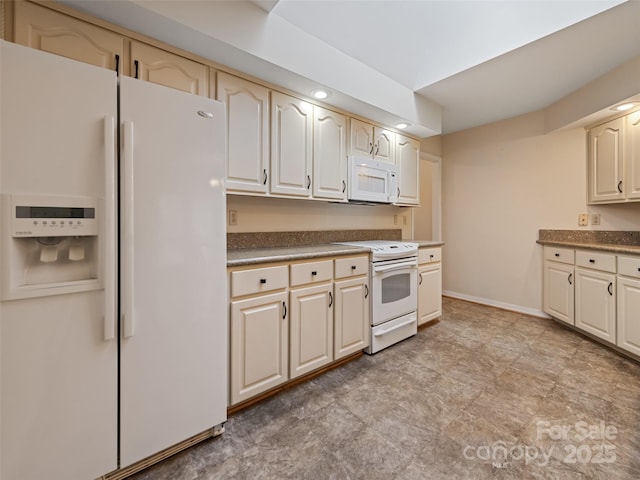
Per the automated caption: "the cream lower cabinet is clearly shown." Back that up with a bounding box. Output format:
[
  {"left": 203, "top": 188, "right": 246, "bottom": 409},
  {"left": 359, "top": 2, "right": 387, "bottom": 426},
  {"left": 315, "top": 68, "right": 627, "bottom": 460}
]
[
  {"left": 617, "top": 256, "right": 640, "bottom": 356},
  {"left": 417, "top": 247, "right": 442, "bottom": 326},
  {"left": 542, "top": 246, "right": 575, "bottom": 325},
  {"left": 229, "top": 265, "right": 289, "bottom": 405},
  {"left": 334, "top": 255, "right": 370, "bottom": 358},
  {"left": 574, "top": 250, "right": 616, "bottom": 343}
]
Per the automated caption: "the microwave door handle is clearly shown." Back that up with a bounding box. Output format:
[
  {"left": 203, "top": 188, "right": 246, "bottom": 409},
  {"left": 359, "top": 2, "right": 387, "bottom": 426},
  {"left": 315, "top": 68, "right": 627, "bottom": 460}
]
[{"left": 373, "top": 261, "right": 417, "bottom": 273}]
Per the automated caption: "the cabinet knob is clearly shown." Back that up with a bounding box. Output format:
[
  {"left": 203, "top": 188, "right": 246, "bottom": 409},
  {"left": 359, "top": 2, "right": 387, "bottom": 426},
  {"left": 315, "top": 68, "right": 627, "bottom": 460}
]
[
  {"left": 430, "top": 254, "right": 434, "bottom": 259},
  {"left": 260, "top": 278, "right": 267, "bottom": 284}
]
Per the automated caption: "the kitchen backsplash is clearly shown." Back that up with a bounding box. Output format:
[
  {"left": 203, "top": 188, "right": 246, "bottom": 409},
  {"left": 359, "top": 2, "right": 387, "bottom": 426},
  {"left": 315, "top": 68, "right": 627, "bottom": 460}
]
[
  {"left": 538, "top": 229, "right": 640, "bottom": 246},
  {"left": 228, "top": 229, "right": 402, "bottom": 249}
]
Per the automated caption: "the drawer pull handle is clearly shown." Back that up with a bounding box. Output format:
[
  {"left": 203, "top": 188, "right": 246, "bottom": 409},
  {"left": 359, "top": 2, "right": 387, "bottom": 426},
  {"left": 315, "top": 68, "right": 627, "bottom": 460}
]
[
  {"left": 351, "top": 265, "right": 357, "bottom": 270},
  {"left": 260, "top": 278, "right": 267, "bottom": 284},
  {"left": 555, "top": 253, "right": 560, "bottom": 257},
  {"left": 568, "top": 273, "right": 573, "bottom": 285},
  {"left": 608, "top": 282, "right": 613, "bottom": 296},
  {"left": 311, "top": 271, "right": 317, "bottom": 276},
  {"left": 589, "top": 259, "right": 595, "bottom": 263},
  {"left": 430, "top": 254, "right": 434, "bottom": 259},
  {"left": 638, "top": 267, "right": 640, "bottom": 272}
]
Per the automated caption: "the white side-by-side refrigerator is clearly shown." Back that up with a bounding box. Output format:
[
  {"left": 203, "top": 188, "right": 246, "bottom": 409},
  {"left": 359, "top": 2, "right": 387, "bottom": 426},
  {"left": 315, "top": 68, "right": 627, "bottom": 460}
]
[{"left": 0, "top": 40, "right": 227, "bottom": 480}]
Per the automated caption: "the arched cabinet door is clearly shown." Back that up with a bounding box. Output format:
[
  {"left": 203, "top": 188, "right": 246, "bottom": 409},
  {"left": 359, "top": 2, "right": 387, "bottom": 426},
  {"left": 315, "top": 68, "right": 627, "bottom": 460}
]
[
  {"left": 588, "top": 117, "right": 624, "bottom": 203},
  {"left": 14, "top": 1, "right": 124, "bottom": 72},
  {"left": 130, "top": 41, "right": 208, "bottom": 96}
]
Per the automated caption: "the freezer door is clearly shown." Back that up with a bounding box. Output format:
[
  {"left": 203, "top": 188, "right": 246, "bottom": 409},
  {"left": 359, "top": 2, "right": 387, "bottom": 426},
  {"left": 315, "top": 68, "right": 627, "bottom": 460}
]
[
  {"left": 0, "top": 41, "right": 118, "bottom": 480},
  {"left": 119, "top": 76, "right": 227, "bottom": 467}
]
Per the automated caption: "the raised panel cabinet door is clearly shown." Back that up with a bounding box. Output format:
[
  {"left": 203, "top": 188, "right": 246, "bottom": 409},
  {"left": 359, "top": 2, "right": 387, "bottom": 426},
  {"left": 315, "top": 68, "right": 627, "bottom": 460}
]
[
  {"left": 14, "top": 1, "right": 124, "bottom": 71},
  {"left": 271, "top": 91, "right": 313, "bottom": 197},
  {"left": 625, "top": 111, "right": 640, "bottom": 200},
  {"left": 313, "top": 107, "right": 347, "bottom": 200},
  {"left": 396, "top": 134, "right": 420, "bottom": 205},
  {"left": 575, "top": 267, "right": 616, "bottom": 342},
  {"left": 217, "top": 72, "right": 270, "bottom": 194},
  {"left": 349, "top": 118, "right": 374, "bottom": 157},
  {"left": 230, "top": 292, "right": 288, "bottom": 405},
  {"left": 373, "top": 127, "right": 396, "bottom": 164},
  {"left": 588, "top": 117, "right": 624, "bottom": 203},
  {"left": 543, "top": 261, "right": 574, "bottom": 325},
  {"left": 418, "top": 263, "right": 442, "bottom": 325},
  {"left": 130, "top": 41, "right": 208, "bottom": 96},
  {"left": 334, "top": 277, "right": 370, "bottom": 359},
  {"left": 289, "top": 284, "right": 334, "bottom": 378},
  {"left": 617, "top": 276, "right": 640, "bottom": 356}
]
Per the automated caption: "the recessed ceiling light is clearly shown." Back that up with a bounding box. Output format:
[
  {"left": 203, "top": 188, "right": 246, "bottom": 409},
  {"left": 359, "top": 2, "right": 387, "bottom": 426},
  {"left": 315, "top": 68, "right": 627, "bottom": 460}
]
[
  {"left": 612, "top": 102, "right": 638, "bottom": 112},
  {"left": 311, "top": 89, "right": 329, "bottom": 100},
  {"left": 396, "top": 122, "right": 410, "bottom": 129}
]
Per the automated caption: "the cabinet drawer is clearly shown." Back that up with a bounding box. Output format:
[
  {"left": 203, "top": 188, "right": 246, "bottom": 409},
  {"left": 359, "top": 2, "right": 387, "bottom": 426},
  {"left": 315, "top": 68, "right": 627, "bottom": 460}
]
[
  {"left": 543, "top": 246, "right": 575, "bottom": 264},
  {"left": 290, "top": 260, "right": 333, "bottom": 286},
  {"left": 230, "top": 265, "right": 288, "bottom": 298},
  {"left": 618, "top": 255, "right": 640, "bottom": 279},
  {"left": 418, "top": 248, "right": 441, "bottom": 264},
  {"left": 576, "top": 250, "right": 616, "bottom": 273},
  {"left": 335, "top": 255, "right": 369, "bottom": 279}
]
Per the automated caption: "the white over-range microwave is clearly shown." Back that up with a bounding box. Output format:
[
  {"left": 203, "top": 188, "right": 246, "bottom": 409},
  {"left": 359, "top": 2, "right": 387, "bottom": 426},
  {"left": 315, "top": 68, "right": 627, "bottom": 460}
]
[{"left": 347, "top": 155, "right": 398, "bottom": 204}]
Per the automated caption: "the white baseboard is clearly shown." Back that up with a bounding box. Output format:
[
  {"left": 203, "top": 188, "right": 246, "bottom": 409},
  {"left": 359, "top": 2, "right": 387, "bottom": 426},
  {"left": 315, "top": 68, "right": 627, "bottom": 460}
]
[{"left": 442, "top": 290, "right": 550, "bottom": 319}]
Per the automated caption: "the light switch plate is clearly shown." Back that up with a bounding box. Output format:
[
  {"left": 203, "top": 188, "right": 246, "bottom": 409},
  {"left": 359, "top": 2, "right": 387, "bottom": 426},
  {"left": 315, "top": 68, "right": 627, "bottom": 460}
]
[
  {"left": 578, "top": 213, "right": 588, "bottom": 226},
  {"left": 591, "top": 213, "right": 601, "bottom": 225}
]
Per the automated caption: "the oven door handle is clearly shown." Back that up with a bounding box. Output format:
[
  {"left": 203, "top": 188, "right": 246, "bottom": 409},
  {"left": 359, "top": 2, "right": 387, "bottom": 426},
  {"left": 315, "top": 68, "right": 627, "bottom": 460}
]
[
  {"left": 373, "top": 261, "right": 417, "bottom": 274},
  {"left": 374, "top": 318, "right": 416, "bottom": 337}
]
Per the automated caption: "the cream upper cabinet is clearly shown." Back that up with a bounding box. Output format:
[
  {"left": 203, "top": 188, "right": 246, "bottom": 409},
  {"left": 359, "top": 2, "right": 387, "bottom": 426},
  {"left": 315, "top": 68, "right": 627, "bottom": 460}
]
[
  {"left": 129, "top": 41, "right": 208, "bottom": 96},
  {"left": 14, "top": 1, "right": 124, "bottom": 72},
  {"left": 217, "top": 72, "right": 270, "bottom": 194},
  {"left": 396, "top": 134, "right": 420, "bottom": 205},
  {"left": 313, "top": 107, "right": 347, "bottom": 201},
  {"left": 624, "top": 110, "right": 640, "bottom": 200},
  {"left": 349, "top": 118, "right": 395, "bottom": 163},
  {"left": 271, "top": 92, "right": 313, "bottom": 197},
  {"left": 588, "top": 117, "right": 625, "bottom": 203}
]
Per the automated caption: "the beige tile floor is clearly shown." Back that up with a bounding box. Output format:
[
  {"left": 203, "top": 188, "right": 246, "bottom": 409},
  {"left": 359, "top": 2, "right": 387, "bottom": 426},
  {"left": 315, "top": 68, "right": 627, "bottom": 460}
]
[{"left": 131, "top": 297, "right": 640, "bottom": 479}]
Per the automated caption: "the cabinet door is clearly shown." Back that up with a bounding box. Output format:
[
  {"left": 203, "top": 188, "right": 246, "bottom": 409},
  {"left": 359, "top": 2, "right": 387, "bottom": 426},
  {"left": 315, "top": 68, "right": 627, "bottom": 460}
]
[
  {"left": 373, "top": 127, "right": 396, "bottom": 164},
  {"left": 334, "top": 277, "right": 370, "bottom": 359},
  {"left": 271, "top": 92, "right": 313, "bottom": 197},
  {"left": 290, "top": 284, "right": 334, "bottom": 378},
  {"left": 14, "top": 1, "right": 124, "bottom": 72},
  {"left": 588, "top": 117, "right": 624, "bottom": 203},
  {"left": 543, "top": 261, "right": 574, "bottom": 325},
  {"left": 130, "top": 41, "right": 208, "bottom": 96},
  {"left": 230, "top": 292, "right": 288, "bottom": 405},
  {"left": 617, "top": 276, "right": 640, "bottom": 356},
  {"left": 575, "top": 267, "right": 616, "bottom": 342},
  {"left": 349, "top": 118, "right": 374, "bottom": 157},
  {"left": 625, "top": 111, "right": 640, "bottom": 200},
  {"left": 313, "top": 107, "right": 347, "bottom": 200},
  {"left": 418, "top": 263, "right": 442, "bottom": 325},
  {"left": 217, "top": 72, "right": 270, "bottom": 194},
  {"left": 396, "top": 134, "right": 420, "bottom": 205}
]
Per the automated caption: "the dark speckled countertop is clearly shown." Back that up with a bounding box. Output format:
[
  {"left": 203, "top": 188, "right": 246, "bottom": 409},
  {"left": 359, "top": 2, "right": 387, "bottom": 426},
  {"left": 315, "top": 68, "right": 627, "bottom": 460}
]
[
  {"left": 226, "top": 230, "right": 444, "bottom": 267},
  {"left": 537, "top": 229, "right": 640, "bottom": 255}
]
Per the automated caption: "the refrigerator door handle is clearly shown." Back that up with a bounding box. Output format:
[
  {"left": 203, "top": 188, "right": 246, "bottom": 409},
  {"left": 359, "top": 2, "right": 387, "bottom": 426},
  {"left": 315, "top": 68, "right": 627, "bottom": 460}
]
[
  {"left": 103, "top": 115, "right": 117, "bottom": 341},
  {"left": 122, "top": 120, "right": 135, "bottom": 338}
]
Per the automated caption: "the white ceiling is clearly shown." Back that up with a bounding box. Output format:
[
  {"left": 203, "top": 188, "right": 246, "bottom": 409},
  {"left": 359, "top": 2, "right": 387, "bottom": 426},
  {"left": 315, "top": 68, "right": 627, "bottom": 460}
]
[{"left": 62, "top": 0, "right": 640, "bottom": 137}]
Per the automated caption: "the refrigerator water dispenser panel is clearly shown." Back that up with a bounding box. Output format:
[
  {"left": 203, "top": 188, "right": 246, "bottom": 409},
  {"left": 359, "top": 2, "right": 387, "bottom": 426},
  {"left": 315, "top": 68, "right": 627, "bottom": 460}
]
[{"left": 1, "top": 194, "right": 101, "bottom": 300}]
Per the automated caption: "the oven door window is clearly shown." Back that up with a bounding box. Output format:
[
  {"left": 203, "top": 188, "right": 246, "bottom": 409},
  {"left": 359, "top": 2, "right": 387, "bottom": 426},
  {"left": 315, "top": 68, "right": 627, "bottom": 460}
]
[{"left": 381, "top": 272, "right": 411, "bottom": 304}]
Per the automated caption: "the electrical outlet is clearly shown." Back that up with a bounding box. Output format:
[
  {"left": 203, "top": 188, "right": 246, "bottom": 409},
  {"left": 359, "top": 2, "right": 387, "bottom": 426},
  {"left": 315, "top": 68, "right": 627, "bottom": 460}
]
[
  {"left": 578, "top": 213, "right": 588, "bottom": 226},
  {"left": 591, "top": 213, "right": 601, "bottom": 225},
  {"left": 228, "top": 210, "right": 238, "bottom": 226}
]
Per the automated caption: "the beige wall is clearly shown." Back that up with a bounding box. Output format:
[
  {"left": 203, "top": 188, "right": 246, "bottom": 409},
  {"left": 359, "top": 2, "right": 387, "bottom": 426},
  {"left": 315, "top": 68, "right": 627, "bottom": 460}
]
[
  {"left": 227, "top": 195, "right": 414, "bottom": 238},
  {"left": 441, "top": 110, "right": 640, "bottom": 316}
]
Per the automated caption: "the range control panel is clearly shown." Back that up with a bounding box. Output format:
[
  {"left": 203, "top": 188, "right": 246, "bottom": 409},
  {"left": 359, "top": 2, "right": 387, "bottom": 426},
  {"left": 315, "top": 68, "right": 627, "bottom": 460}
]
[{"left": 6, "top": 194, "right": 99, "bottom": 237}]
